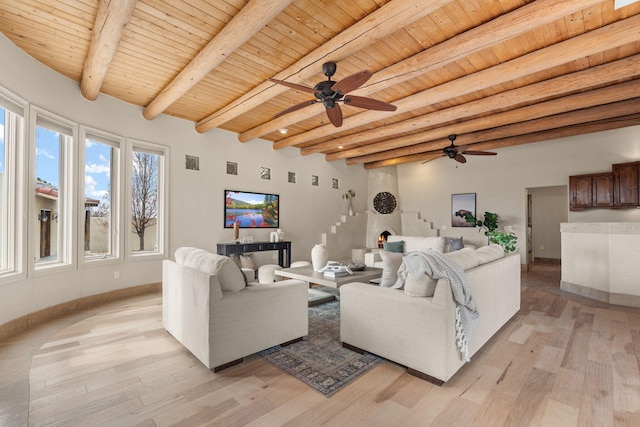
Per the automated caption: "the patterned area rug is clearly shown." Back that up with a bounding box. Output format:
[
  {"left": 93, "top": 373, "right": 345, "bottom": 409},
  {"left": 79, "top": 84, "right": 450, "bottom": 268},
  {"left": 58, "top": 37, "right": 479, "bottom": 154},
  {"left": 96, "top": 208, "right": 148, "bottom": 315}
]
[{"left": 258, "top": 287, "right": 383, "bottom": 397}]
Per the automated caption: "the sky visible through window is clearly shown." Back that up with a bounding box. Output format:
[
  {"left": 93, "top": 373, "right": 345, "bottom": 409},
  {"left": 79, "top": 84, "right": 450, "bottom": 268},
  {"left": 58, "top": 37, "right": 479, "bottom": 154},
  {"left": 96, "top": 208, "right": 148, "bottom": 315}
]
[
  {"left": 85, "top": 138, "right": 110, "bottom": 201},
  {"left": 36, "top": 127, "right": 59, "bottom": 187},
  {"left": 34, "top": 128, "right": 110, "bottom": 201}
]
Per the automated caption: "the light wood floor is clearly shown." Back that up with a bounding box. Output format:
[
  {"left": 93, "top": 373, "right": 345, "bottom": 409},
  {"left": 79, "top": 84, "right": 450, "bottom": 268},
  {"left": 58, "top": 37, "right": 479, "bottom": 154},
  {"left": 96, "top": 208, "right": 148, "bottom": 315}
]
[{"left": 1, "top": 264, "right": 640, "bottom": 426}]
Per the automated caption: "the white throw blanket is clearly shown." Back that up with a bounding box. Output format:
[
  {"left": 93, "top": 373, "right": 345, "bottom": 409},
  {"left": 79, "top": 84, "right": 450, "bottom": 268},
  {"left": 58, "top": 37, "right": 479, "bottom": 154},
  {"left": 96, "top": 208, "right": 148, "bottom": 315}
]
[{"left": 394, "top": 250, "right": 479, "bottom": 362}]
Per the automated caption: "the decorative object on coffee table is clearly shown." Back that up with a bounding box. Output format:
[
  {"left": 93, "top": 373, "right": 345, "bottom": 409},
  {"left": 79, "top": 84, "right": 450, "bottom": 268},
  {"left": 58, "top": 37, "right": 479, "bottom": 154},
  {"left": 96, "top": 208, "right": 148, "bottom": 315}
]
[
  {"left": 341, "top": 261, "right": 366, "bottom": 271},
  {"left": 311, "top": 244, "right": 328, "bottom": 271}
]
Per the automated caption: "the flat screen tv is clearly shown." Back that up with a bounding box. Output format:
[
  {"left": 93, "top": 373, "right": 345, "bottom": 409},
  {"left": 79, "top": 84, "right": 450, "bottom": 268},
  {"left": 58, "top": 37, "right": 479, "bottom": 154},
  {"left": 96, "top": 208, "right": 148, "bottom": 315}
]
[{"left": 224, "top": 190, "right": 279, "bottom": 228}]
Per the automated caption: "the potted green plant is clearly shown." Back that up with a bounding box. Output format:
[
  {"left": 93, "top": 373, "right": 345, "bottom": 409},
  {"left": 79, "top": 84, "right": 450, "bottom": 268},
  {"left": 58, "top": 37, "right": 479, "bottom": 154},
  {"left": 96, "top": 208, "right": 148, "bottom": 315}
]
[
  {"left": 464, "top": 211, "right": 498, "bottom": 236},
  {"left": 464, "top": 211, "right": 518, "bottom": 253},
  {"left": 488, "top": 230, "right": 518, "bottom": 253}
]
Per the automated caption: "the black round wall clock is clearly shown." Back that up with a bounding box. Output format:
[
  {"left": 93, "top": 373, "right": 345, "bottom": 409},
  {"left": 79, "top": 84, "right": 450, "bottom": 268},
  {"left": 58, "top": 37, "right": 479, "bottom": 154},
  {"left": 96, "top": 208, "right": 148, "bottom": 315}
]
[{"left": 373, "top": 191, "right": 397, "bottom": 214}]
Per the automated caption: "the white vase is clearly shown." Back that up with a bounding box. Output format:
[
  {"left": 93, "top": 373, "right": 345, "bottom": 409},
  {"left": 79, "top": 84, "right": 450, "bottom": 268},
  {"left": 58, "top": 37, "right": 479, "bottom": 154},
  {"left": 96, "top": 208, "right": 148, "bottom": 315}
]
[{"left": 311, "top": 244, "right": 328, "bottom": 271}]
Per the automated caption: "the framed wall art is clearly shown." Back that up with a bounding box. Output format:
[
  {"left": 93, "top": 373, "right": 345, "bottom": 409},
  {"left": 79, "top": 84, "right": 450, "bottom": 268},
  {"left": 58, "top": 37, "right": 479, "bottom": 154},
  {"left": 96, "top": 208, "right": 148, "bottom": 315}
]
[{"left": 451, "top": 193, "right": 476, "bottom": 227}]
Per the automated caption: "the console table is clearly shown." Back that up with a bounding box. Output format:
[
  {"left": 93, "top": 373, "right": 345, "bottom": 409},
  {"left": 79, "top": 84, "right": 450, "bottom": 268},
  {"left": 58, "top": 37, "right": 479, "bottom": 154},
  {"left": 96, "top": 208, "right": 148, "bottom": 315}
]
[{"left": 216, "top": 241, "right": 292, "bottom": 267}]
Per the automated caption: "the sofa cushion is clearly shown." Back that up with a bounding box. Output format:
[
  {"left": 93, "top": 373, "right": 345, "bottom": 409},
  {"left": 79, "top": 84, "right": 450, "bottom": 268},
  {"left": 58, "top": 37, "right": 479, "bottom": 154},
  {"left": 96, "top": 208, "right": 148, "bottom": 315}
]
[
  {"left": 475, "top": 244, "right": 505, "bottom": 264},
  {"left": 177, "top": 247, "right": 246, "bottom": 291},
  {"left": 403, "top": 273, "right": 438, "bottom": 297},
  {"left": 388, "top": 235, "right": 445, "bottom": 253},
  {"left": 444, "top": 247, "right": 480, "bottom": 270},
  {"left": 379, "top": 250, "right": 404, "bottom": 287},
  {"left": 444, "top": 236, "right": 464, "bottom": 252},
  {"left": 383, "top": 240, "right": 404, "bottom": 253}
]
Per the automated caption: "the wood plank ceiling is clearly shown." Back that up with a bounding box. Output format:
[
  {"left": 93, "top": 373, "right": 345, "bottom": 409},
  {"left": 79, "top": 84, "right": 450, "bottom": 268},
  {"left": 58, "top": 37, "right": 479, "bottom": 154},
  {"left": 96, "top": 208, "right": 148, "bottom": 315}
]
[{"left": 1, "top": 0, "right": 639, "bottom": 169}]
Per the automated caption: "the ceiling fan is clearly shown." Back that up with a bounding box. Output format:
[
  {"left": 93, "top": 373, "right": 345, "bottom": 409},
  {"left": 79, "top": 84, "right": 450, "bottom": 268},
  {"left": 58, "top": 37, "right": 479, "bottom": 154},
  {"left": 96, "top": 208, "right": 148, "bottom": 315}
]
[
  {"left": 428, "top": 134, "right": 497, "bottom": 164},
  {"left": 269, "top": 62, "right": 397, "bottom": 128}
]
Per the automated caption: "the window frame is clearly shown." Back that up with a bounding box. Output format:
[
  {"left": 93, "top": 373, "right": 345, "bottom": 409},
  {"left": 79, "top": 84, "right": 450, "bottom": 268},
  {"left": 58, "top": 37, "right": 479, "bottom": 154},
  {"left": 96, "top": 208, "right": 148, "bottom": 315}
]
[
  {"left": 0, "top": 88, "right": 27, "bottom": 285},
  {"left": 78, "top": 126, "right": 123, "bottom": 265},
  {"left": 125, "top": 139, "right": 169, "bottom": 261},
  {"left": 29, "top": 107, "right": 77, "bottom": 276}
]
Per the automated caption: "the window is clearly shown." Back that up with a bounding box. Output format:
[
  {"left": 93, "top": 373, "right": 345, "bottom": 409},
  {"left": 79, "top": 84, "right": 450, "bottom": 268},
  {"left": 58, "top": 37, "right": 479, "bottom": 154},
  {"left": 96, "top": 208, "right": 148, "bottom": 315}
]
[
  {"left": 128, "top": 141, "right": 167, "bottom": 257},
  {"left": 32, "top": 111, "right": 75, "bottom": 269},
  {"left": 0, "top": 92, "right": 25, "bottom": 277},
  {"left": 81, "top": 128, "right": 121, "bottom": 261}
]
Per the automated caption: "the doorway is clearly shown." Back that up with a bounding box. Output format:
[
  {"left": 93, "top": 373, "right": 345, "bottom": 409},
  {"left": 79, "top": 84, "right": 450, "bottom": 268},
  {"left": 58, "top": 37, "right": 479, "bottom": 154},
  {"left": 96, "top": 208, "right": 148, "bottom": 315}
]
[{"left": 525, "top": 186, "right": 567, "bottom": 273}]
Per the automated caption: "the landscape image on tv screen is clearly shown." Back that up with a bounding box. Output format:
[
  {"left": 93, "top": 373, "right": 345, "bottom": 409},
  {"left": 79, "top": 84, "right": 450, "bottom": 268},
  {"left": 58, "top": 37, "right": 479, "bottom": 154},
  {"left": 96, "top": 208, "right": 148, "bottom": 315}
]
[{"left": 224, "top": 190, "right": 279, "bottom": 228}]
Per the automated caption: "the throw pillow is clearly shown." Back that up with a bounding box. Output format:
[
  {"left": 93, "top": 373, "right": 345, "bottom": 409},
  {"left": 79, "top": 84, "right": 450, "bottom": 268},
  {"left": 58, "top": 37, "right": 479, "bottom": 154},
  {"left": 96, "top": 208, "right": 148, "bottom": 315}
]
[
  {"left": 216, "top": 257, "right": 247, "bottom": 291},
  {"left": 383, "top": 240, "right": 405, "bottom": 253},
  {"left": 444, "top": 236, "right": 464, "bottom": 252},
  {"left": 229, "top": 253, "right": 242, "bottom": 268},
  {"left": 240, "top": 253, "right": 256, "bottom": 270},
  {"left": 379, "top": 250, "right": 404, "bottom": 287},
  {"left": 404, "top": 273, "right": 438, "bottom": 297}
]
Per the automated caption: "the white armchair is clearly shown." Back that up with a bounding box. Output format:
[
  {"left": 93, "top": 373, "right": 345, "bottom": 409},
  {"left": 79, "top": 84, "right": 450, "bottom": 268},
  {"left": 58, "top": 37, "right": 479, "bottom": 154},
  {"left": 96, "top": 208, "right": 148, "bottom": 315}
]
[{"left": 162, "top": 247, "right": 309, "bottom": 372}]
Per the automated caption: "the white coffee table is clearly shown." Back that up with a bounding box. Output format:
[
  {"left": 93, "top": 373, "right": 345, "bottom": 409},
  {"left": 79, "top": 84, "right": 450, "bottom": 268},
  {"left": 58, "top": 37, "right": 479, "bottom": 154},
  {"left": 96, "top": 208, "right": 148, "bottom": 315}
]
[{"left": 274, "top": 265, "right": 383, "bottom": 288}]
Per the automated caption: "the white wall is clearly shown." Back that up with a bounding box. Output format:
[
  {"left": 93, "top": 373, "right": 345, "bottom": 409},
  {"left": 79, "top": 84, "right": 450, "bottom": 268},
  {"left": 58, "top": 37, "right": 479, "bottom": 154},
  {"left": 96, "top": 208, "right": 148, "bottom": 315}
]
[
  {"left": 0, "top": 35, "right": 367, "bottom": 326},
  {"left": 397, "top": 127, "right": 640, "bottom": 264}
]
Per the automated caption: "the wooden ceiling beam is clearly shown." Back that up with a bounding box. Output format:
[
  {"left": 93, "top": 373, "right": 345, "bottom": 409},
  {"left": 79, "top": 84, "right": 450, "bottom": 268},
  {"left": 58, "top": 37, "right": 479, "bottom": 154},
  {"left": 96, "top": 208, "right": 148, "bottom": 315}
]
[
  {"left": 296, "top": 54, "right": 640, "bottom": 160},
  {"left": 301, "top": 15, "right": 640, "bottom": 156},
  {"left": 270, "top": 0, "right": 609, "bottom": 149},
  {"left": 142, "top": 0, "right": 293, "bottom": 121},
  {"left": 345, "top": 94, "right": 640, "bottom": 165},
  {"left": 195, "top": 0, "right": 452, "bottom": 134},
  {"left": 335, "top": 79, "right": 640, "bottom": 163},
  {"left": 363, "top": 114, "right": 640, "bottom": 169},
  {"left": 80, "top": 0, "right": 138, "bottom": 101}
]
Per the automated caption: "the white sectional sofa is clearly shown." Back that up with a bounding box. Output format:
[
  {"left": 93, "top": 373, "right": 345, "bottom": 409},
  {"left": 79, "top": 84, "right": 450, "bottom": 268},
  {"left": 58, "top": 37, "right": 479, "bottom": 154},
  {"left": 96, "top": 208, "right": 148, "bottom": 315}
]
[
  {"left": 163, "top": 247, "right": 309, "bottom": 372},
  {"left": 341, "top": 236, "right": 521, "bottom": 384}
]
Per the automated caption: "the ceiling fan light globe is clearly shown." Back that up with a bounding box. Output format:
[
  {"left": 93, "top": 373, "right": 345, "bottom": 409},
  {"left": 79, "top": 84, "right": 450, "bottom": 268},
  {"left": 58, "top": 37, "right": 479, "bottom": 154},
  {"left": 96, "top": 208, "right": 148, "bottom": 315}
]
[{"left": 322, "top": 62, "right": 337, "bottom": 78}]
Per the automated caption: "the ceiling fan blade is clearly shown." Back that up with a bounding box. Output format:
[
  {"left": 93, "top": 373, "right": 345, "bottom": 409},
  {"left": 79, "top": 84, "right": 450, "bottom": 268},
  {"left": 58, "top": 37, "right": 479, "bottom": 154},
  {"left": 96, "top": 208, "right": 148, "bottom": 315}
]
[
  {"left": 343, "top": 95, "right": 397, "bottom": 111},
  {"left": 273, "top": 100, "right": 317, "bottom": 118},
  {"left": 464, "top": 150, "right": 497, "bottom": 156},
  {"left": 331, "top": 70, "right": 373, "bottom": 93},
  {"left": 454, "top": 153, "right": 467, "bottom": 163},
  {"left": 421, "top": 153, "right": 444, "bottom": 164},
  {"left": 325, "top": 103, "right": 343, "bottom": 127},
  {"left": 269, "top": 78, "right": 317, "bottom": 94}
]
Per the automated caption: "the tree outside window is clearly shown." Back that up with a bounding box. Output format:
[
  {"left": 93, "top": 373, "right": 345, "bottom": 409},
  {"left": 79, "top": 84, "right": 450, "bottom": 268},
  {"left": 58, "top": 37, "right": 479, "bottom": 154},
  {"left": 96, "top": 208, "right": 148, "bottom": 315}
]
[{"left": 131, "top": 150, "right": 159, "bottom": 252}]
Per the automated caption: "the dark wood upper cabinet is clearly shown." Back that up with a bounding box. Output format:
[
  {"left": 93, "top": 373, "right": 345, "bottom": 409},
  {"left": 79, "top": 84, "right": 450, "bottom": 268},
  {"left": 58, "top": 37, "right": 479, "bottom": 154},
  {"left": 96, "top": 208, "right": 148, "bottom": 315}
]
[
  {"left": 570, "top": 161, "right": 640, "bottom": 211},
  {"left": 592, "top": 173, "right": 614, "bottom": 208},
  {"left": 613, "top": 162, "right": 639, "bottom": 207},
  {"left": 569, "top": 174, "right": 593, "bottom": 210}
]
